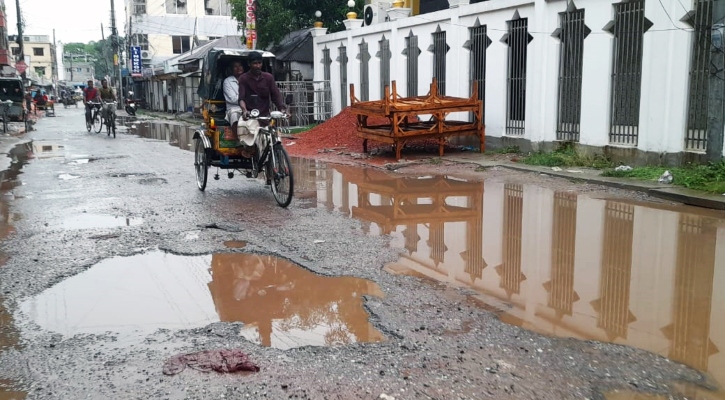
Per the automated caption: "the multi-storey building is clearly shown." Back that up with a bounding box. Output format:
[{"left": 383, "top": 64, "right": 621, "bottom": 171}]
[
  {"left": 0, "top": 0, "right": 11, "bottom": 71},
  {"left": 124, "top": 0, "right": 239, "bottom": 67},
  {"left": 8, "top": 35, "right": 54, "bottom": 85}
]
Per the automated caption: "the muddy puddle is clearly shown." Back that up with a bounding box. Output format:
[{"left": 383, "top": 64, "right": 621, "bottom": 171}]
[
  {"left": 54, "top": 214, "right": 143, "bottom": 230},
  {"left": 19, "top": 251, "right": 384, "bottom": 349},
  {"left": 0, "top": 144, "right": 30, "bottom": 399},
  {"left": 303, "top": 163, "right": 725, "bottom": 397},
  {"left": 127, "top": 122, "right": 196, "bottom": 151}
]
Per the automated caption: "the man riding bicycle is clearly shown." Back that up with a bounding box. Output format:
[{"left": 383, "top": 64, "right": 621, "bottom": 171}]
[
  {"left": 83, "top": 80, "right": 101, "bottom": 127},
  {"left": 99, "top": 79, "right": 116, "bottom": 124}
]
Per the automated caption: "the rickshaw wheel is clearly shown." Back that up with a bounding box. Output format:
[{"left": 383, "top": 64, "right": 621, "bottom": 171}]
[
  {"left": 194, "top": 138, "right": 208, "bottom": 191},
  {"left": 270, "top": 144, "right": 294, "bottom": 207}
]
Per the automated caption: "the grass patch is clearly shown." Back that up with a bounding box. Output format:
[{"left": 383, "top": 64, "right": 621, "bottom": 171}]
[
  {"left": 601, "top": 162, "right": 725, "bottom": 193},
  {"left": 429, "top": 157, "right": 443, "bottom": 165},
  {"left": 521, "top": 147, "right": 613, "bottom": 169},
  {"left": 288, "top": 124, "right": 316, "bottom": 134}
]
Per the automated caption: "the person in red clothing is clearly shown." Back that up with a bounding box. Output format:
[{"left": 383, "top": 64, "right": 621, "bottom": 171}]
[{"left": 83, "top": 80, "right": 101, "bottom": 126}]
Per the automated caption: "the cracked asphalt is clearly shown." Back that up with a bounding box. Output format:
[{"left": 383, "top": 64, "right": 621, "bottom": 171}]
[{"left": 0, "top": 106, "right": 715, "bottom": 399}]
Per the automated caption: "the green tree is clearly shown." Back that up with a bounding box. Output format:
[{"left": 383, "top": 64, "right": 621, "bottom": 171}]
[
  {"left": 63, "top": 38, "right": 124, "bottom": 80},
  {"left": 228, "top": 0, "right": 361, "bottom": 49}
]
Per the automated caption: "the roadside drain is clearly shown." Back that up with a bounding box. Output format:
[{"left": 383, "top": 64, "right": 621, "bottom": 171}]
[{"left": 20, "top": 251, "right": 385, "bottom": 349}]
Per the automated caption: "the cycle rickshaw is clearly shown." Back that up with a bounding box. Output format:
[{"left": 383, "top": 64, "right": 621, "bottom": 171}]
[{"left": 193, "top": 48, "right": 294, "bottom": 207}]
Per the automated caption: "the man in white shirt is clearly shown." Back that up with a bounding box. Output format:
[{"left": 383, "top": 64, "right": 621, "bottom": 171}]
[{"left": 223, "top": 61, "right": 245, "bottom": 137}]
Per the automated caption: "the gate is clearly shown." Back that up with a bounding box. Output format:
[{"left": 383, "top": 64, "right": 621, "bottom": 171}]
[{"left": 276, "top": 81, "right": 332, "bottom": 126}]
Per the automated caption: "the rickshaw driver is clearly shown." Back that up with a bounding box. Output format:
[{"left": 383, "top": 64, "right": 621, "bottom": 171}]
[
  {"left": 83, "top": 80, "right": 101, "bottom": 126},
  {"left": 99, "top": 79, "right": 116, "bottom": 122},
  {"left": 223, "top": 60, "right": 245, "bottom": 138},
  {"left": 237, "top": 51, "right": 286, "bottom": 156}
]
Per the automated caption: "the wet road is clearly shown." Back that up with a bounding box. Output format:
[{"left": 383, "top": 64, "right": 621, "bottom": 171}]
[{"left": 0, "top": 106, "right": 724, "bottom": 399}]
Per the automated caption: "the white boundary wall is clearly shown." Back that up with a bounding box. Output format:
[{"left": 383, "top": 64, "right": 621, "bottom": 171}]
[{"left": 313, "top": 0, "right": 725, "bottom": 156}]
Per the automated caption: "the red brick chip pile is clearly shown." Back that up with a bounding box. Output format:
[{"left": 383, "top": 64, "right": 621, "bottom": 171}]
[{"left": 284, "top": 107, "right": 452, "bottom": 162}]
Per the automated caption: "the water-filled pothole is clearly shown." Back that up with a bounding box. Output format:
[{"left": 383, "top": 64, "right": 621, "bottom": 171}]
[
  {"left": 56, "top": 214, "right": 144, "bottom": 229},
  {"left": 20, "top": 251, "right": 385, "bottom": 349},
  {"left": 223, "top": 240, "right": 247, "bottom": 248}
]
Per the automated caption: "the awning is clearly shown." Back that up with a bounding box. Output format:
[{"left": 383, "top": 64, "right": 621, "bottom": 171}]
[{"left": 179, "top": 71, "right": 201, "bottom": 78}]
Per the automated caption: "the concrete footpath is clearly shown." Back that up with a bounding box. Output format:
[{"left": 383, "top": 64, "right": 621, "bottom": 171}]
[{"left": 449, "top": 152, "right": 725, "bottom": 210}]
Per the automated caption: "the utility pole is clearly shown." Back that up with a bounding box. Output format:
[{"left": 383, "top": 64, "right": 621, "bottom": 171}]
[
  {"left": 110, "top": 0, "right": 123, "bottom": 109},
  {"left": 52, "top": 29, "right": 58, "bottom": 96},
  {"left": 14, "top": 0, "right": 25, "bottom": 81},
  {"left": 707, "top": 0, "right": 725, "bottom": 162}
]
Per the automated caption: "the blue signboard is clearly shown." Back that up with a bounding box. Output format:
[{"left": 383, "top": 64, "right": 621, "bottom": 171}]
[{"left": 130, "top": 46, "right": 142, "bottom": 77}]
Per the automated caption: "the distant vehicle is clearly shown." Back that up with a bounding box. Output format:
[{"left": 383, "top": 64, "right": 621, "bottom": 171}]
[{"left": 0, "top": 76, "right": 30, "bottom": 131}]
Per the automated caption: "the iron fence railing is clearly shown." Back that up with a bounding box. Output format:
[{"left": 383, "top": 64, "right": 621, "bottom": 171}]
[
  {"left": 556, "top": 7, "right": 586, "bottom": 142},
  {"left": 276, "top": 80, "right": 332, "bottom": 126},
  {"left": 359, "top": 40, "right": 370, "bottom": 101},
  {"left": 338, "top": 45, "right": 348, "bottom": 108},
  {"left": 405, "top": 33, "right": 419, "bottom": 97},
  {"left": 379, "top": 37, "right": 391, "bottom": 99},
  {"left": 469, "top": 24, "right": 488, "bottom": 122},
  {"left": 685, "top": 0, "right": 714, "bottom": 152},
  {"left": 505, "top": 17, "right": 530, "bottom": 136},
  {"left": 432, "top": 29, "right": 447, "bottom": 95},
  {"left": 608, "top": 0, "right": 647, "bottom": 146}
]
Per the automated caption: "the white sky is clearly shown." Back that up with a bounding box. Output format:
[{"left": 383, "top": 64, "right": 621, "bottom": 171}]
[{"left": 4, "top": 0, "right": 127, "bottom": 45}]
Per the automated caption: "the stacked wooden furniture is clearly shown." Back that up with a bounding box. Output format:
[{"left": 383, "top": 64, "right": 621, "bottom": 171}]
[{"left": 349, "top": 78, "right": 484, "bottom": 161}]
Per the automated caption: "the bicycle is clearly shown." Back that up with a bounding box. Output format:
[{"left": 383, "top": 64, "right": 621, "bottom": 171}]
[
  {"left": 86, "top": 102, "right": 103, "bottom": 133},
  {"left": 101, "top": 101, "right": 117, "bottom": 138}
]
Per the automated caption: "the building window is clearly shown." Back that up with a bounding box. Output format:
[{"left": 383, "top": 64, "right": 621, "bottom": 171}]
[
  {"left": 204, "top": 0, "right": 231, "bottom": 16},
  {"left": 86, "top": 68, "right": 91, "bottom": 72},
  {"left": 134, "top": 0, "right": 146, "bottom": 15},
  {"left": 207, "top": 36, "right": 221, "bottom": 40},
  {"left": 66, "top": 67, "right": 71, "bottom": 72},
  {"left": 172, "top": 36, "right": 191, "bottom": 54},
  {"left": 33, "top": 47, "right": 44, "bottom": 56},
  {"left": 11, "top": 47, "right": 19, "bottom": 56},
  {"left": 166, "top": 0, "right": 187, "bottom": 14},
  {"left": 76, "top": 67, "right": 81, "bottom": 72},
  {"left": 34, "top": 67, "right": 46, "bottom": 76},
  {"left": 134, "top": 34, "right": 149, "bottom": 51}
]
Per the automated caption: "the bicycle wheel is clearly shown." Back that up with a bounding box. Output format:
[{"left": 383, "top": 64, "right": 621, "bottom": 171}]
[
  {"left": 194, "top": 137, "right": 208, "bottom": 191},
  {"left": 269, "top": 144, "right": 294, "bottom": 207},
  {"left": 93, "top": 112, "right": 103, "bottom": 133}
]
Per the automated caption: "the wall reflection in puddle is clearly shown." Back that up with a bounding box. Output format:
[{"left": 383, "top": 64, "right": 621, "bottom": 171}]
[{"left": 310, "top": 165, "right": 725, "bottom": 398}]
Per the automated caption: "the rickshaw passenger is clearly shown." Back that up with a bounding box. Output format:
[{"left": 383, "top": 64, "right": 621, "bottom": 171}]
[
  {"left": 34, "top": 91, "right": 46, "bottom": 106},
  {"left": 238, "top": 51, "right": 286, "bottom": 122},
  {"left": 223, "top": 60, "right": 245, "bottom": 137}
]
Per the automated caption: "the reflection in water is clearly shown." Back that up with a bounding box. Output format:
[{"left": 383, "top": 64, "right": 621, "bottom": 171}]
[
  {"left": 128, "top": 122, "right": 196, "bottom": 151},
  {"left": 20, "top": 251, "right": 384, "bottom": 349},
  {"left": 208, "top": 253, "right": 385, "bottom": 349},
  {"left": 305, "top": 165, "right": 725, "bottom": 397},
  {"left": 0, "top": 143, "right": 29, "bottom": 399}
]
